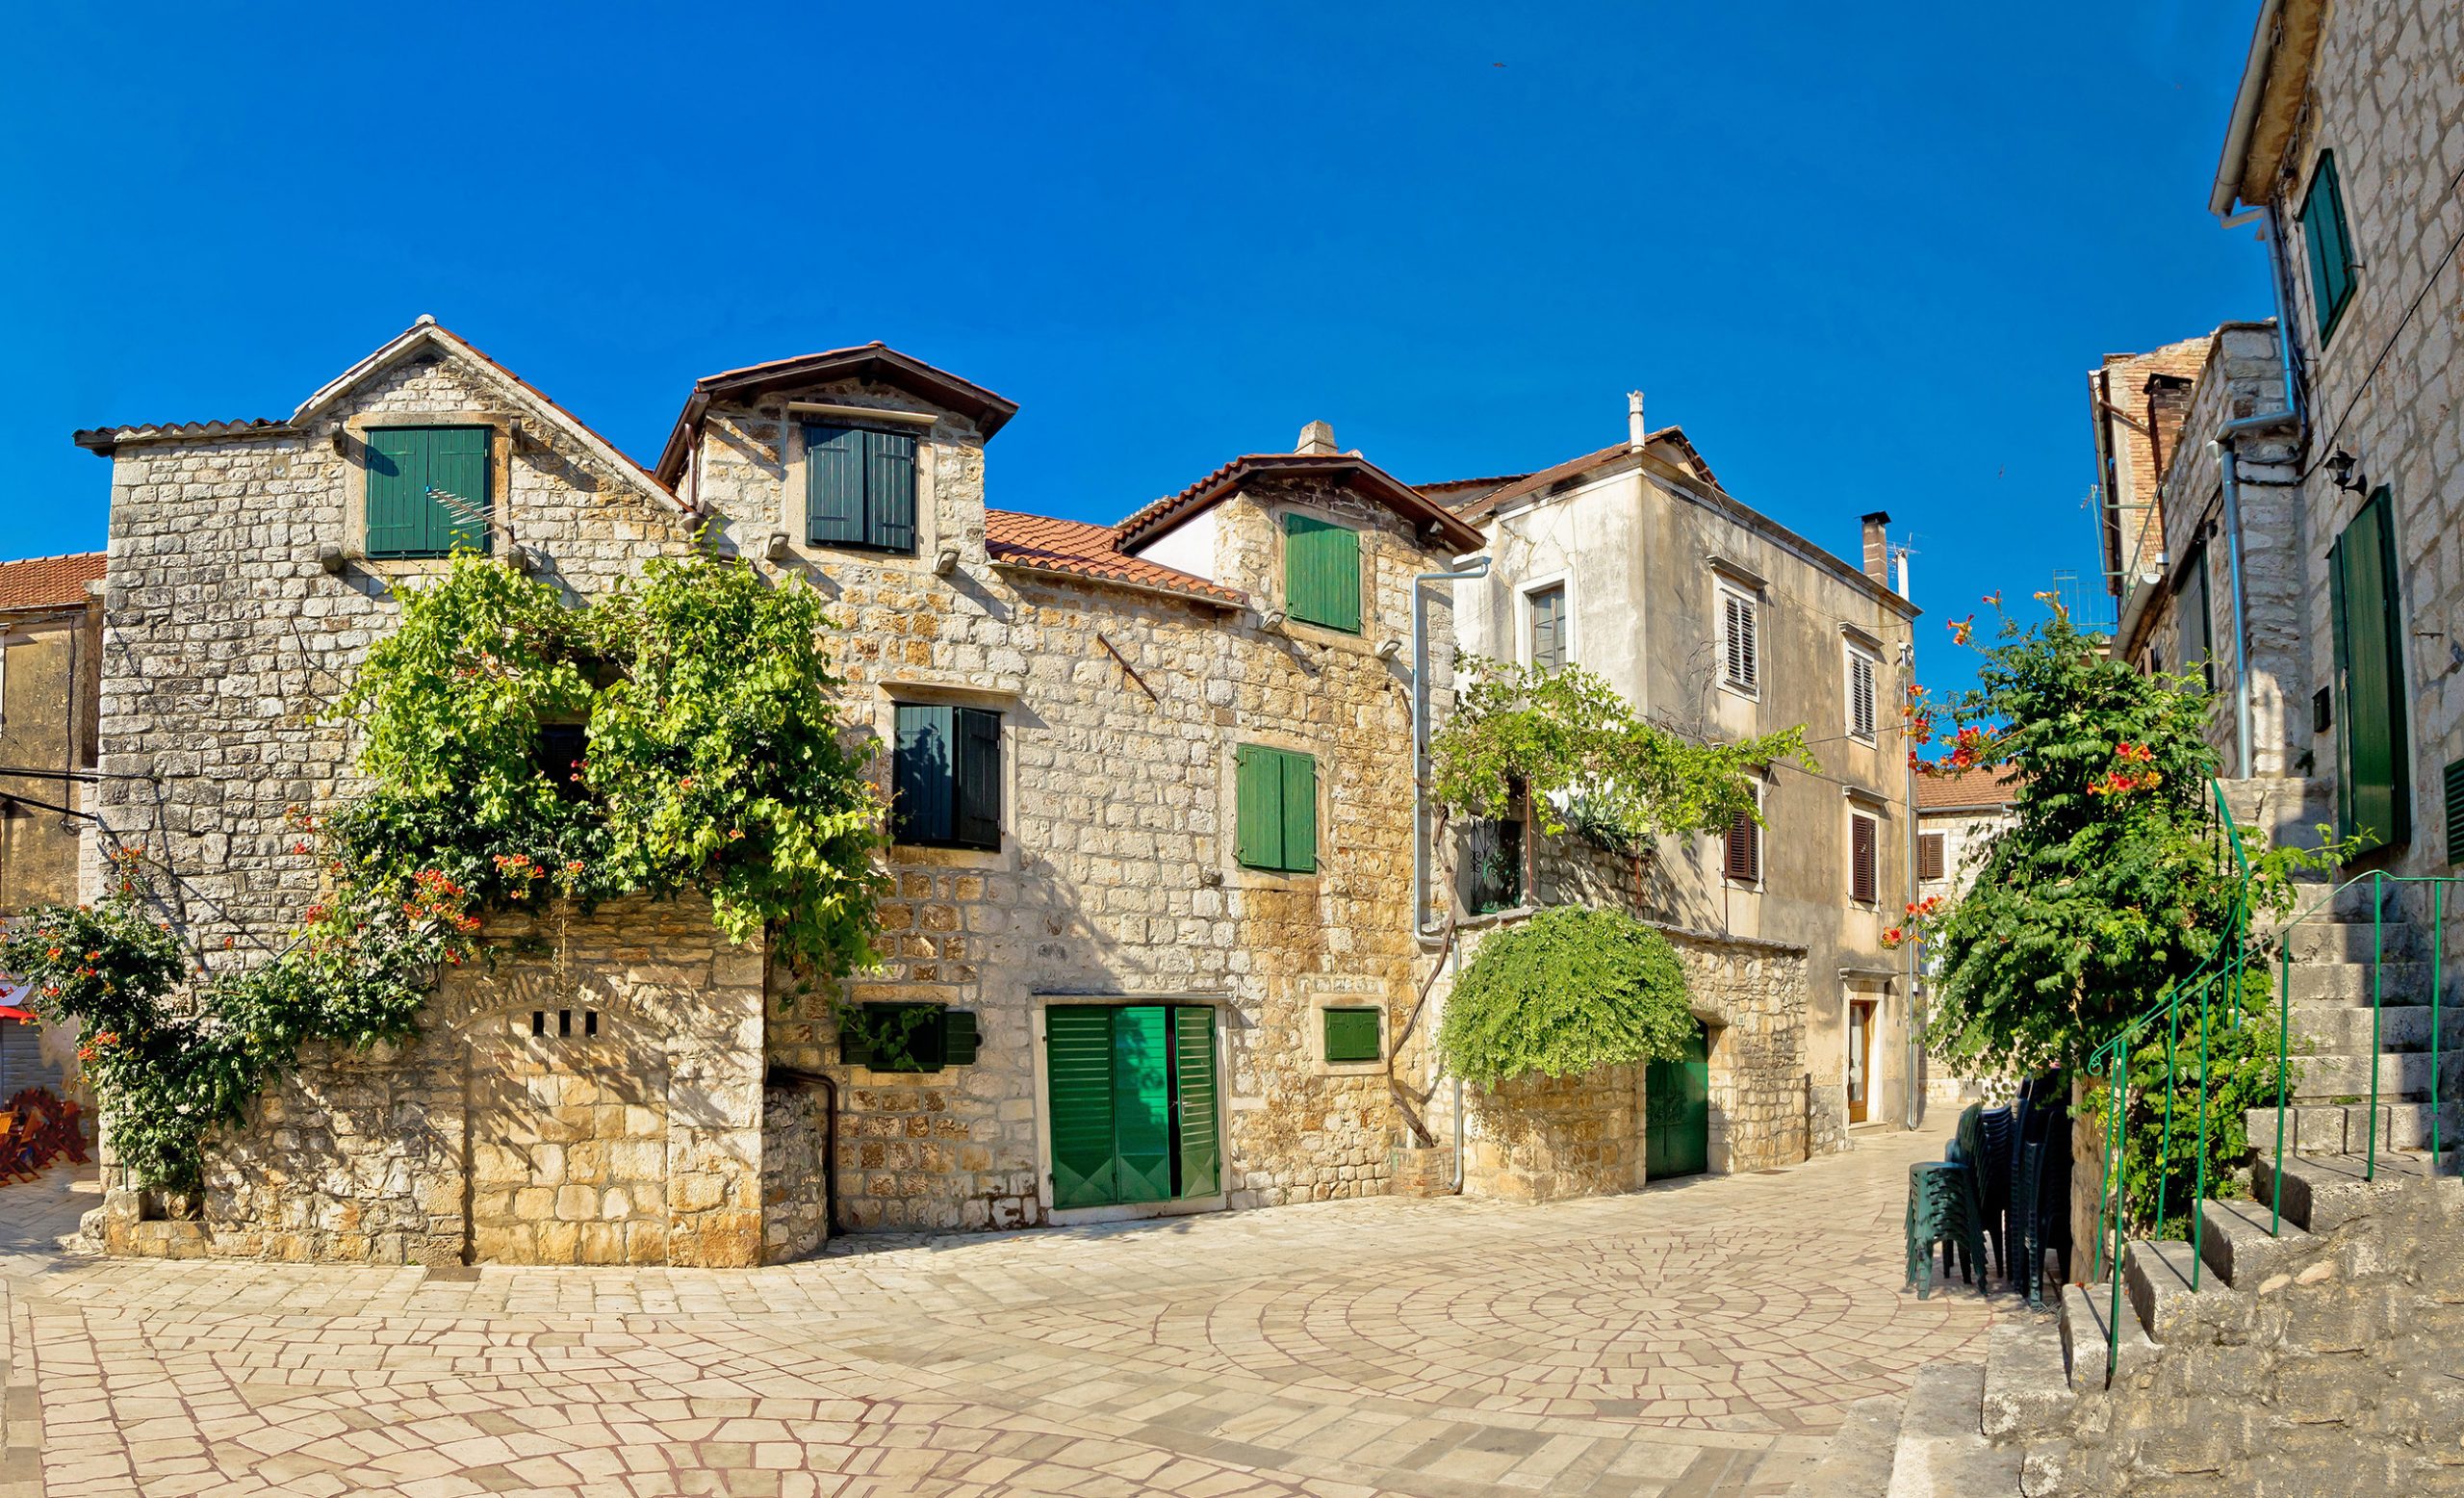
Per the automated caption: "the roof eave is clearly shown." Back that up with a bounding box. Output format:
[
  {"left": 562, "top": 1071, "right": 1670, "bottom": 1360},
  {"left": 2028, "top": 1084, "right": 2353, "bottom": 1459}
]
[
  {"left": 987, "top": 559, "right": 1244, "bottom": 610},
  {"left": 2210, "top": 0, "right": 2285, "bottom": 216}
]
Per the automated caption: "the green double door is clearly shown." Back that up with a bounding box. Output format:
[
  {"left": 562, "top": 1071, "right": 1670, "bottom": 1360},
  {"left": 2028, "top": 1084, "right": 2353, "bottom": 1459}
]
[
  {"left": 1047, "top": 1005, "right": 1220, "bottom": 1208},
  {"left": 1643, "top": 1020, "right": 1710, "bottom": 1180},
  {"left": 2329, "top": 490, "right": 2410, "bottom": 850}
]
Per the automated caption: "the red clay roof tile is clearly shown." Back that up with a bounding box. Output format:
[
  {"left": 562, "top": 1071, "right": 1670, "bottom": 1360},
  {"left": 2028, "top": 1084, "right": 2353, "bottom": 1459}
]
[
  {"left": 0, "top": 553, "right": 105, "bottom": 613},
  {"left": 984, "top": 510, "right": 1245, "bottom": 607}
]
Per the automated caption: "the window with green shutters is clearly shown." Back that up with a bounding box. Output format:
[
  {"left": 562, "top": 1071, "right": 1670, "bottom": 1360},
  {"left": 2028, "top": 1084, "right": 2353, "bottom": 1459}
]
[
  {"left": 805, "top": 423, "right": 919, "bottom": 553},
  {"left": 1282, "top": 512, "right": 1362, "bottom": 633},
  {"left": 1322, "top": 1007, "right": 1382, "bottom": 1065},
  {"left": 1234, "top": 744, "right": 1318, "bottom": 873},
  {"left": 365, "top": 426, "right": 492, "bottom": 557},
  {"left": 892, "top": 704, "right": 1002, "bottom": 850},
  {"left": 2299, "top": 151, "right": 2360, "bottom": 347},
  {"left": 2329, "top": 489, "right": 2409, "bottom": 850},
  {"left": 2182, "top": 543, "right": 2216, "bottom": 691},
  {"left": 837, "top": 1002, "right": 979, "bottom": 1072}
]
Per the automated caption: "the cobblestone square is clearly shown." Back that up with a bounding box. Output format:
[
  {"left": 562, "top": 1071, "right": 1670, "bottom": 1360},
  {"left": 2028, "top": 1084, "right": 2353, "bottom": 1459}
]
[{"left": 0, "top": 1131, "right": 1993, "bottom": 1497}]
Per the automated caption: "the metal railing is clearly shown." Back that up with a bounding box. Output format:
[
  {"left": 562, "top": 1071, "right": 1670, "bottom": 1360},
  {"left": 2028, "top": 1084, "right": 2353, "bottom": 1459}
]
[{"left": 2085, "top": 780, "right": 2453, "bottom": 1382}]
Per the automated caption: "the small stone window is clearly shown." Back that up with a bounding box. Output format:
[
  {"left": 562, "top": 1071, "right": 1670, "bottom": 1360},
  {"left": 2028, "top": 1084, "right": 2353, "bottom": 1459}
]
[
  {"left": 1322, "top": 1007, "right": 1383, "bottom": 1065},
  {"left": 838, "top": 1003, "right": 980, "bottom": 1072}
]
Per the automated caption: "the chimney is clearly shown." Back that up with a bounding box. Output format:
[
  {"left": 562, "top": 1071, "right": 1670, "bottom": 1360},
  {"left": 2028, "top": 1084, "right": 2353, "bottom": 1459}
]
[
  {"left": 1860, "top": 512, "right": 1892, "bottom": 588},
  {"left": 1627, "top": 392, "right": 1647, "bottom": 452},
  {"left": 1296, "top": 420, "right": 1338, "bottom": 456}
]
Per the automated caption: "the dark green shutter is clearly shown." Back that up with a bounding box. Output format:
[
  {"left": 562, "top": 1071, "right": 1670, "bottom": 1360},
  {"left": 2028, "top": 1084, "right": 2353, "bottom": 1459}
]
[
  {"left": 2302, "top": 152, "right": 2358, "bottom": 345},
  {"left": 1280, "top": 751, "right": 1317, "bottom": 873},
  {"left": 943, "top": 1010, "right": 980, "bottom": 1066},
  {"left": 2443, "top": 758, "right": 2464, "bottom": 866},
  {"left": 842, "top": 1002, "right": 947, "bottom": 1072},
  {"left": 954, "top": 708, "right": 1002, "bottom": 850},
  {"left": 1322, "top": 1007, "right": 1381, "bottom": 1064},
  {"left": 1047, "top": 1007, "right": 1117, "bottom": 1207},
  {"left": 2331, "top": 490, "right": 2409, "bottom": 850},
  {"left": 836, "top": 1012, "right": 874, "bottom": 1068},
  {"left": 367, "top": 426, "right": 490, "bottom": 558},
  {"left": 806, "top": 425, "right": 867, "bottom": 545},
  {"left": 893, "top": 704, "right": 956, "bottom": 845},
  {"left": 1171, "top": 1006, "right": 1219, "bottom": 1197},
  {"left": 1235, "top": 745, "right": 1281, "bottom": 869},
  {"left": 864, "top": 428, "right": 918, "bottom": 552},
  {"left": 1283, "top": 513, "right": 1361, "bottom": 633},
  {"left": 2183, "top": 544, "right": 2215, "bottom": 691},
  {"left": 1113, "top": 1006, "right": 1174, "bottom": 1203}
]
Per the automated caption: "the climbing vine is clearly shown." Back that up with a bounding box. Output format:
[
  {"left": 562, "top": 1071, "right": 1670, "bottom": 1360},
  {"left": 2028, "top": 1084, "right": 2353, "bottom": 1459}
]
[
  {"left": 1436, "top": 905, "right": 1696, "bottom": 1088},
  {"left": 2, "top": 549, "right": 885, "bottom": 1193}
]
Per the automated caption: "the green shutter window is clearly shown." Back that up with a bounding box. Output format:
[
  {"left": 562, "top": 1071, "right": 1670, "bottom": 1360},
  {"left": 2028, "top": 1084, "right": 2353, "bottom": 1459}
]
[
  {"left": 839, "top": 1002, "right": 951, "bottom": 1072},
  {"left": 2300, "top": 151, "right": 2360, "bottom": 346},
  {"left": 2443, "top": 758, "right": 2464, "bottom": 867},
  {"left": 1528, "top": 584, "right": 1566, "bottom": 673},
  {"left": 1234, "top": 744, "right": 1318, "bottom": 873},
  {"left": 2182, "top": 543, "right": 2216, "bottom": 691},
  {"left": 2329, "top": 489, "right": 2410, "bottom": 850},
  {"left": 1112, "top": 1004, "right": 1175, "bottom": 1203},
  {"left": 805, "top": 424, "right": 920, "bottom": 552},
  {"left": 1171, "top": 1006, "right": 1219, "bottom": 1197},
  {"left": 366, "top": 426, "right": 491, "bottom": 558},
  {"left": 892, "top": 704, "right": 1000, "bottom": 850},
  {"left": 1322, "top": 1007, "right": 1382, "bottom": 1064},
  {"left": 1046, "top": 1007, "right": 1118, "bottom": 1207},
  {"left": 1283, "top": 513, "right": 1362, "bottom": 633},
  {"left": 943, "top": 1010, "right": 981, "bottom": 1066}
]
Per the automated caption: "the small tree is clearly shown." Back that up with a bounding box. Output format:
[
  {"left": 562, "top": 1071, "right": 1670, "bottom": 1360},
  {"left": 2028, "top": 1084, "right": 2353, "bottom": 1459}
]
[{"left": 1436, "top": 906, "right": 1696, "bottom": 1087}]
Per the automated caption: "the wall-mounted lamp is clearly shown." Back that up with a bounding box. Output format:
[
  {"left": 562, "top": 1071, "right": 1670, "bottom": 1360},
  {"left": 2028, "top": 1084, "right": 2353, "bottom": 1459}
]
[
  {"left": 2327, "top": 449, "right": 2369, "bottom": 495},
  {"left": 934, "top": 546, "right": 961, "bottom": 577}
]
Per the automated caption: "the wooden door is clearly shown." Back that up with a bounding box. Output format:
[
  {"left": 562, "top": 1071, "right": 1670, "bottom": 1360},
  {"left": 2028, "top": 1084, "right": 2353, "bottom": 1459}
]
[
  {"left": 1847, "top": 1000, "right": 1876, "bottom": 1124},
  {"left": 2331, "top": 489, "right": 2410, "bottom": 850}
]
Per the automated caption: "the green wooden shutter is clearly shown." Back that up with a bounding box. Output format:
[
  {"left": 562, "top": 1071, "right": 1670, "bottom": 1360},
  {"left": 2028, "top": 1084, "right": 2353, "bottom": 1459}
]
[
  {"left": 1047, "top": 1006, "right": 1117, "bottom": 1207},
  {"left": 953, "top": 707, "right": 1002, "bottom": 850},
  {"left": 943, "top": 1010, "right": 980, "bottom": 1066},
  {"left": 863, "top": 427, "right": 918, "bottom": 552},
  {"left": 893, "top": 704, "right": 956, "bottom": 845},
  {"left": 1283, "top": 513, "right": 1362, "bottom": 633},
  {"left": 2331, "top": 490, "right": 2409, "bottom": 849},
  {"left": 1235, "top": 744, "right": 1282, "bottom": 869},
  {"left": 1171, "top": 1006, "right": 1219, "bottom": 1198},
  {"left": 1322, "top": 1007, "right": 1381, "bottom": 1064},
  {"left": 806, "top": 425, "right": 867, "bottom": 545},
  {"left": 1280, "top": 751, "right": 1317, "bottom": 873},
  {"left": 1113, "top": 1005, "right": 1174, "bottom": 1203},
  {"left": 836, "top": 1013, "right": 874, "bottom": 1068},
  {"left": 2444, "top": 758, "right": 2464, "bottom": 865},
  {"left": 365, "top": 427, "right": 426, "bottom": 557},
  {"left": 2183, "top": 544, "right": 2215, "bottom": 691},
  {"left": 425, "top": 426, "right": 491, "bottom": 555},
  {"left": 2302, "top": 152, "right": 2358, "bottom": 344}
]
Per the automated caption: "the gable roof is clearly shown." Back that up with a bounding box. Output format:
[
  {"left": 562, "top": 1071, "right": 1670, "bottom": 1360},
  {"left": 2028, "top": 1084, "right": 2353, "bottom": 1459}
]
[
  {"left": 984, "top": 511, "right": 1245, "bottom": 607},
  {"left": 0, "top": 553, "right": 105, "bottom": 614},
  {"left": 1916, "top": 762, "right": 2022, "bottom": 812},
  {"left": 654, "top": 343, "right": 1018, "bottom": 485},
  {"left": 1439, "top": 427, "right": 1720, "bottom": 523},
  {"left": 74, "top": 319, "right": 681, "bottom": 514},
  {"left": 1116, "top": 452, "right": 1486, "bottom": 555}
]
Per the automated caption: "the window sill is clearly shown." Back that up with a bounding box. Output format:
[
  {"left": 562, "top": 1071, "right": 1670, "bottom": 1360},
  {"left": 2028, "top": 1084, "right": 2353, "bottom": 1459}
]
[
  {"left": 887, "top": 842, "right": 1010, "bottom": 870},
  {"left": 1455, "top": 903, "right": 1539, "bottom": 931},
  {"left": 1717, "top": 680, "right": 1760, "bottom": 703}
]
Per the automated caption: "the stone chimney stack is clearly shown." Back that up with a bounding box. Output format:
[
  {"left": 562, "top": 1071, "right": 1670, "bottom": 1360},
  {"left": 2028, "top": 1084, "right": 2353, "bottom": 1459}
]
[
  {"left": 1860, "top": 512, "right": 1892, "bottom": 587},
  {"left": 1628, "top": 392, "right": 1647, "bottom": 452},
  {"left": 1296, "top": 421, "right": 1338, "bottom": 456}
]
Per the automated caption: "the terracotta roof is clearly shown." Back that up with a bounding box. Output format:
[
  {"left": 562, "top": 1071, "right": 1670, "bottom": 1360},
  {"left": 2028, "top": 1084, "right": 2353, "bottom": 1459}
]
[
  {"left": 0, "top": 553, "right": 105, "bottom": 613},
  {"left": 1115, "top": 452, "right": 1486, "bottom": 555},
  {"left": 1415, "top": 474, "right": 1530, "bottom": 510},
  {"left": 1915, "top": 762, "right": 2022, "bottom": 811},
  {"left": 72, "top": 418, "right": 288, "bottom": 453},
  {"left": 984, "top": 510, "right": 1245, "bottom": 607},
  {"left": 654, "top": 343, "right": 1018, "bottom": 484},
  {"left": 1444, "top": 427, "right": 1721, "bottom": 522}
]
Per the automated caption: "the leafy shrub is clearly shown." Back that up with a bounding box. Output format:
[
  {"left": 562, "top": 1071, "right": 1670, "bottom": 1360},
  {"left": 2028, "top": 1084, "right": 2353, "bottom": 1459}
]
[{"left": 1437, "top": 905, "right": 1696, "bottom": 1088}]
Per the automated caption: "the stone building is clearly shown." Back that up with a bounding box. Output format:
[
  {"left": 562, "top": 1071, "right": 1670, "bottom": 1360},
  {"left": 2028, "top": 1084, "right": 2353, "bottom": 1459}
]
[
  {"left": 2088, "top": 333, "right": 2221, "bottom": 671},
  {"left": 1428, "top": 396, "right": 1923, "bottom": 1158}
]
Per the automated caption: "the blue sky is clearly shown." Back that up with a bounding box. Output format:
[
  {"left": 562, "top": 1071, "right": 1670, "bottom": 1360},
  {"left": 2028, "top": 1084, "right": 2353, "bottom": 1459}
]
[{"left": 3, "top": 3, "right": 2272, "bottom": 699}]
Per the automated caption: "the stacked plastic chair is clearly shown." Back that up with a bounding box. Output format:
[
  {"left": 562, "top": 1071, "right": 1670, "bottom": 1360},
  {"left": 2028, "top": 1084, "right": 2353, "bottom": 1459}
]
[{"left": 1903, "top": 1157, "right": 1985, "bottom": 1300}]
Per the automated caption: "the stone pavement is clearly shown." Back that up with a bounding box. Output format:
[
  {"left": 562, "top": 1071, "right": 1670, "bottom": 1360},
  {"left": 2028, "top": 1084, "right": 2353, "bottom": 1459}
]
[{"left": 0, "top": 1130, "right": 1993, "bottom": 1497}]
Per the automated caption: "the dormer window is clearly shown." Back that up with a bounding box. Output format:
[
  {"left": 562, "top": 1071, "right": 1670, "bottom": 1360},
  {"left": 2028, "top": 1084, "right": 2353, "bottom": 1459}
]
[
  {"left": 805, "top": 423, "right": 918, "bottom": 554},
  {"left": 1282, "top": 513, "right": 1361, "bottom": 633},
  {"left": 366, "top": 426, "right": 492, "bottom": 557}
]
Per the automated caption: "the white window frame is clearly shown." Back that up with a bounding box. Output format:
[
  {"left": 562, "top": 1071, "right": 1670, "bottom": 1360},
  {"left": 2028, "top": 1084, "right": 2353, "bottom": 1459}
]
[
  {"left": 1844, "top": 643, "right": 1880, "bottom": 743},
  {"left": 1520, "top": 574, "right": 1573, "bottom": 673},
  {"left": 1717, "top": 581, "right": 1761, "bottom": 699}
]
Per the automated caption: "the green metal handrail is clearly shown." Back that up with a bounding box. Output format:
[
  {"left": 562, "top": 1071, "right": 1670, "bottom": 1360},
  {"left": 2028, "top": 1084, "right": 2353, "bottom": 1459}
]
[{"left": 2087, "top": 780, "right": 2454, "bottom": 1383}]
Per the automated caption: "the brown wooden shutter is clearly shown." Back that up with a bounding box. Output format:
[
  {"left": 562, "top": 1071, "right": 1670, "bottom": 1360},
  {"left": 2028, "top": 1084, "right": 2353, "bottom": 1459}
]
[
  {"left": 1850, "top": 814, "right": 1878, "bottom": 904},
  {"left": 1918, "top": 831, "right": 1946, "bottom": 882},
  {"left": 1724, "top": 808, "right": 1759, "bottom": 883}
]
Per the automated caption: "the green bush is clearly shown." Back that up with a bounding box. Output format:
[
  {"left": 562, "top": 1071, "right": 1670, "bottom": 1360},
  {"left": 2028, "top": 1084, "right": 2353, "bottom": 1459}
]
[{"left": 1437, "top": 905, "right": 1696, "bottom": 1088}]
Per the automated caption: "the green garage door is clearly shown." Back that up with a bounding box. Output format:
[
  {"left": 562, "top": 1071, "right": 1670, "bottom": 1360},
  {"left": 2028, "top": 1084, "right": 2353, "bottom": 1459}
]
[
  {"left": 1047, "top": 1004, "right": 1220, "bottom": 1208},
  {"left": 1644, "top": 1020, "right": 1710, "bottom": 1180}
]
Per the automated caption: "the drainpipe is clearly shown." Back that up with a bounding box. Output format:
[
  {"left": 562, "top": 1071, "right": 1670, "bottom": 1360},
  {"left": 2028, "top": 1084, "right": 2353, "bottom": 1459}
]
[
  {"left": 2214, "top": 409, "right": 2297, "bottom": 779},
  {"left": 1413, "top": 554, "right": 1493, "bottom": 938},
  {"left": 1897, "top": 545, "right": 1923, "bottom": 1132}
]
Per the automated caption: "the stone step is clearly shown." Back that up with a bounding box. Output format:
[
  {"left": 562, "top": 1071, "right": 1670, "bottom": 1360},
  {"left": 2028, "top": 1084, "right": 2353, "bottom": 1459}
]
[
  {"left": 2289, "top": 1049, "right": 2454, "bottom": 1102},
  {"left": 2059, "top": 1278, "right": 2155, "bottom": 1392},
  {"left": 2194, "top": 1195, "right": 2318, "bottom": 1288},
  {"left": 2282, "top": 959, "right": 2431, "bottom": 1003},
  {"left": 2271, "top": 918, "right": 2416, "bottom": 963},
  {"left": 2122, "top": 1238, "right": 2237, "bottom": 1342},
  {"left": 2245, "top": 1100, "right": 2464, "bottom": 1158},
  {"left": 1884, "top": 1360, "right": 2020, "bottom": 1498},
  {"left": 1980, "top": 1311, "right": 2072, "bottom": 1441},
  {"left": 2291, "top": 1001, "right": 2464, "bottom": 1054},
  {"left": 2248, "top": 1149, "right": 2464, "bottom": 1234},
  {"left": 2218, "top": 777, "right": 2333, "bottom": 839},
  {"left": 1786, "top": 1391, "right": 1905, "bottom": 1498}
]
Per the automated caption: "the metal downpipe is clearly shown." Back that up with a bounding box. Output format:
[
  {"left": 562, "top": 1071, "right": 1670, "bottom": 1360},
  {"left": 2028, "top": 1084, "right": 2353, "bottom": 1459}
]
[{"left": 1412, "top": 555, "right": 1492, "bottom": 939}]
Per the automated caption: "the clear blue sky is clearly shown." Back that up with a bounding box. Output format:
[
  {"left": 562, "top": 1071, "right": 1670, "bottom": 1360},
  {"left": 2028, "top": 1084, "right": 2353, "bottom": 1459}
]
[{"left": 3, "top": 3, "right": 2272, "bottom": 699}]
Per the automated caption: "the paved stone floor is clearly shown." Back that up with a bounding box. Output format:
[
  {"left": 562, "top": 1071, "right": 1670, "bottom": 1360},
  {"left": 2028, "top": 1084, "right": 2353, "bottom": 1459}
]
[{"left": 0, "top": 1130, "right": 1995, "bottom": 1497}]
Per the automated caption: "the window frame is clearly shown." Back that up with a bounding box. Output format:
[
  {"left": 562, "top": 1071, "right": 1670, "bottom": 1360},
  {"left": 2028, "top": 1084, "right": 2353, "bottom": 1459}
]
[
  {"left": 890, "top": 702, "right": 1004, "bottom": 852},
  {"left": 1717, "top": 581, "right": 1761, "bottom": 698},
  {"left": 1464, "top": 812, "right": 1527, "bottom": 914},
  {"left": 2298, "top": 149, "right": 2360, "bottom": 349},
  {"left": 1844, "top": 643, "right": 1880, "bottom": 743},
  {"left": 358, "top": 421, "right": 500, "bottom": 561},
  {"left": 1917, "top": 830, "right": 1947, "bottom": 884},
  {"left": 1848, "top": 809, "right": 1881, "bottom": 906},
  {"left": 801, "top": 419, "right": 922, "bottom": 555},
  {"left": 1523, "top": 577, "right": 1571, "bottom": 674}
]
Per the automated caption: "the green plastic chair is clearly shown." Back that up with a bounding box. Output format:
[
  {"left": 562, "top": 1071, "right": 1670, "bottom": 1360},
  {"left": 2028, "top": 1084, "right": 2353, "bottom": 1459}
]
[{"left": 1904, "top": 1160, "right": 1985, "bottom": 1300}]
